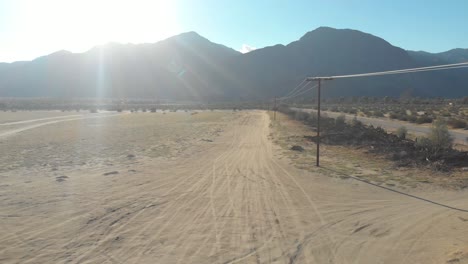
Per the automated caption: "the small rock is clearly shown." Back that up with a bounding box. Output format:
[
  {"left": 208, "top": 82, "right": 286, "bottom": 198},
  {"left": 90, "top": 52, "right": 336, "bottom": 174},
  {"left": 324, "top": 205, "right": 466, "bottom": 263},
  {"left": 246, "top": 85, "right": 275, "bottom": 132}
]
[
  {"left": 291, "top": 145, "right": 304, "bottom": 152},
  {"left": 103, "top": 171, "right": 119, "bottom": 176},
  {"left": 462, "top": 167, "right": 468, "bottom": 172},
  {"left": 56, "top": 176, "right": 68, "bottom": 182},
  {"left": 127, "top": 154, "right": 135, "bottom": 159},
  {"left": 201, "top": 139, "right": 213, "bottom": 142}
]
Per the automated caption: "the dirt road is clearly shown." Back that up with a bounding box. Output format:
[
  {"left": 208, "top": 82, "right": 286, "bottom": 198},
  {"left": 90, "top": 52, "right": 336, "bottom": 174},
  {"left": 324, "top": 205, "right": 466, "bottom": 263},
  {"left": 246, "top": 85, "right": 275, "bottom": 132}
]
[
  {"left": 1, "top": 111, "right": 468, "bottom": 263},
  {"left": 294, "top": 108, "right": 468, "bottom": 145}
]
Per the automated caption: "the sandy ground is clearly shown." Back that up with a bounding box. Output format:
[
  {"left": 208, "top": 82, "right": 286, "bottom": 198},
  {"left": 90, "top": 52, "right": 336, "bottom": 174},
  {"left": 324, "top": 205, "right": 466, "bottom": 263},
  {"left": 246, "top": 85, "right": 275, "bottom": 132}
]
[{"left": 1, "top": 110, "right": 468, "bottom": 263}]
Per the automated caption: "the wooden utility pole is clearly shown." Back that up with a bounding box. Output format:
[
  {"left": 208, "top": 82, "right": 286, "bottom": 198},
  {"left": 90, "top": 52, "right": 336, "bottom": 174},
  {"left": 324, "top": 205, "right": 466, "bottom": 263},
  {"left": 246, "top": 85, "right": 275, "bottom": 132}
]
[
  {"left": 306, "top": 77, "right": 333, "bottom": 167},
  {"left": 274, "top": 96, "right": 277, "bottom": 120},
  {"left": 316, "top": 80, "right": 321, "bottom": 166}
]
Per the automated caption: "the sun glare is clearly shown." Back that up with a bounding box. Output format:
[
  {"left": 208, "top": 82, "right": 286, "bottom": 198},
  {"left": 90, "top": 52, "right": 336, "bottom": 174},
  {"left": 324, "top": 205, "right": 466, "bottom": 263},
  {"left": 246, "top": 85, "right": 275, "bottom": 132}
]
[{"left": 17, "top": 0, "right": 179, "bottom": 55}]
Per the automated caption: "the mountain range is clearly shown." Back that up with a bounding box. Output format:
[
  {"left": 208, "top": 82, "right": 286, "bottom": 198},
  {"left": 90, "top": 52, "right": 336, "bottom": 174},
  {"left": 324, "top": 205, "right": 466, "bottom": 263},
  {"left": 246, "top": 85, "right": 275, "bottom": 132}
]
[{"left": 0, "top": 27, "right": 467, "bottom": 100}]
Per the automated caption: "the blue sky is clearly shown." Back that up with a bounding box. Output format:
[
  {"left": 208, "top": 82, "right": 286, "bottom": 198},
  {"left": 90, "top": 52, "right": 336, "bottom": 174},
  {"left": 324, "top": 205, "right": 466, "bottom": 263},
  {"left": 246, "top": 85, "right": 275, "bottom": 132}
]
[{"left": 1, "top": 0, "right": 467, "bottom": 62}]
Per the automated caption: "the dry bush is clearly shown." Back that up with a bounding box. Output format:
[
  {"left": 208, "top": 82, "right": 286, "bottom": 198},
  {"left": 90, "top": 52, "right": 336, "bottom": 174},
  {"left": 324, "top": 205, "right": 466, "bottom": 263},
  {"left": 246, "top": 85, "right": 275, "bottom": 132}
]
[
  {"left": 396, "top": 126, "right": 407, "bottom": 140},
  {"left": 416, "top": 119, "right": 453, "bottom": 154},
  {"left": 335, "top": 114, "right": 346, "bottom": 130},
  {"left": 448, "top": 118, "right": 467, "bottom": 129}
]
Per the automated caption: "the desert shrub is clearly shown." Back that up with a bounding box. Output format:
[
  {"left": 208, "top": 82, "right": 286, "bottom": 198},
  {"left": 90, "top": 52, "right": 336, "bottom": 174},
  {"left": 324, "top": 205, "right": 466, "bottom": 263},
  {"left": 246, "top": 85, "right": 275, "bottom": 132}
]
[
  {"left": 415, "top": 137, "right": 433, "bottom": 150},
  {"left": 415, "top": 116, "right": 433, "bottom": 124},
  {"left": 278, "top": 105, "right": 295, "bottom": 117},
  {"left": 397, "top": 114, "right": 408, "bottom": 121},
  {"left": 389, "top": 112, "right": 398, "bottom": 119},
  {"left": 363, "top": 110, "right": 372, "bottom": 117},
  {"left": 407, "top": 115, "right": 417, "bottom": 123},
  {"left": 351, "top": 116, "right": 362, "bottom": 127},
  {"left": 447, "top": 118, "right": 467, "bottom": 129},
  {"left": 427, "top": 119, "right": 453, "bottom": 152},
  {"left": 321, "top": 116, "right": 336, "bottom": 130},
  {"left": 90, "top": 108, "right": 98, "bottom": 113},
  {"left": 306, "top": 113, "right": 317, "bottom": 126},
  {"left": 150, "top": 108, "right": 157, "bottom": 112},
  {"left": 294, "top": 111, "right": 309, "bottom": 122},
  {"left": 372, "top": 110, "right": 384, "bottom": 117},
  {"left": 335, "top": 114, "right": 346, "bottom": 129},
  {"left": 396, "top": 126, "right": 407, "bottom": 139},
  {"left": 375, "top": 126, "right": 385, "bottom": 134},
  {"left": 463, "top": 97, "right": 468, "bottom": 105},
  {"left": 414, "top": 120, "right": 452, "bottom": 154}
]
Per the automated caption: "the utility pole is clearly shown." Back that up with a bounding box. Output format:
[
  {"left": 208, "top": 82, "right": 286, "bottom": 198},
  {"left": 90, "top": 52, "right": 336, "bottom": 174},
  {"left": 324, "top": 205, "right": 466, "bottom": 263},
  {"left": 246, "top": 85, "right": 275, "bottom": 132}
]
[
  {"left": 306, "top": 77, "right": 333, "bottom": 167},
  {"left": 274, "top": 96, "right": 277, "bottom": 120},
  {"left": 304, "top": 61, "right": 468, "bottom": 166},
  {"left": 316, "top": 80, "right": 321, "bottom": 166}
]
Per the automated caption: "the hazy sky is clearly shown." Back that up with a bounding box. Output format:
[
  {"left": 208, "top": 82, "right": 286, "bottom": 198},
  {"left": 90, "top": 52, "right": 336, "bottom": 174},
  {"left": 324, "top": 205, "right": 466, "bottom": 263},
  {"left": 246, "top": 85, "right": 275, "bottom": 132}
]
[{"left": 1, "top": 0, "right": 467, "bottom": 62}]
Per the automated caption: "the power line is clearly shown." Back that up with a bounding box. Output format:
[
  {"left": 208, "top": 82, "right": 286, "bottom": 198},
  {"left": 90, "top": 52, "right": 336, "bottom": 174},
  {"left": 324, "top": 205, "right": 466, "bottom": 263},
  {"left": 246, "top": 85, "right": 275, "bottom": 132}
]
[
  {"left": 278, "top": 82, "right": 310, "bottom": 100},
  {"left": 308, "top": 61, "right": 468, "bottom": 80},
  {"left": 279, "top": 82, "right": 311, "bottom": 100},
  {"left": 306, "top": 61, "right": 468, "bottom": 167},
  {"left": 323, "top": 167, "right": 468, "bottom": 213},
  {"left": 279, "top": 81, "right": 313, "bottom": 100},
  {"left": 278, "top": 84, "right": 317, "bottom": 101},
  {"left": 281, "top": 78, "right": 308, "bottom": 98}
]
